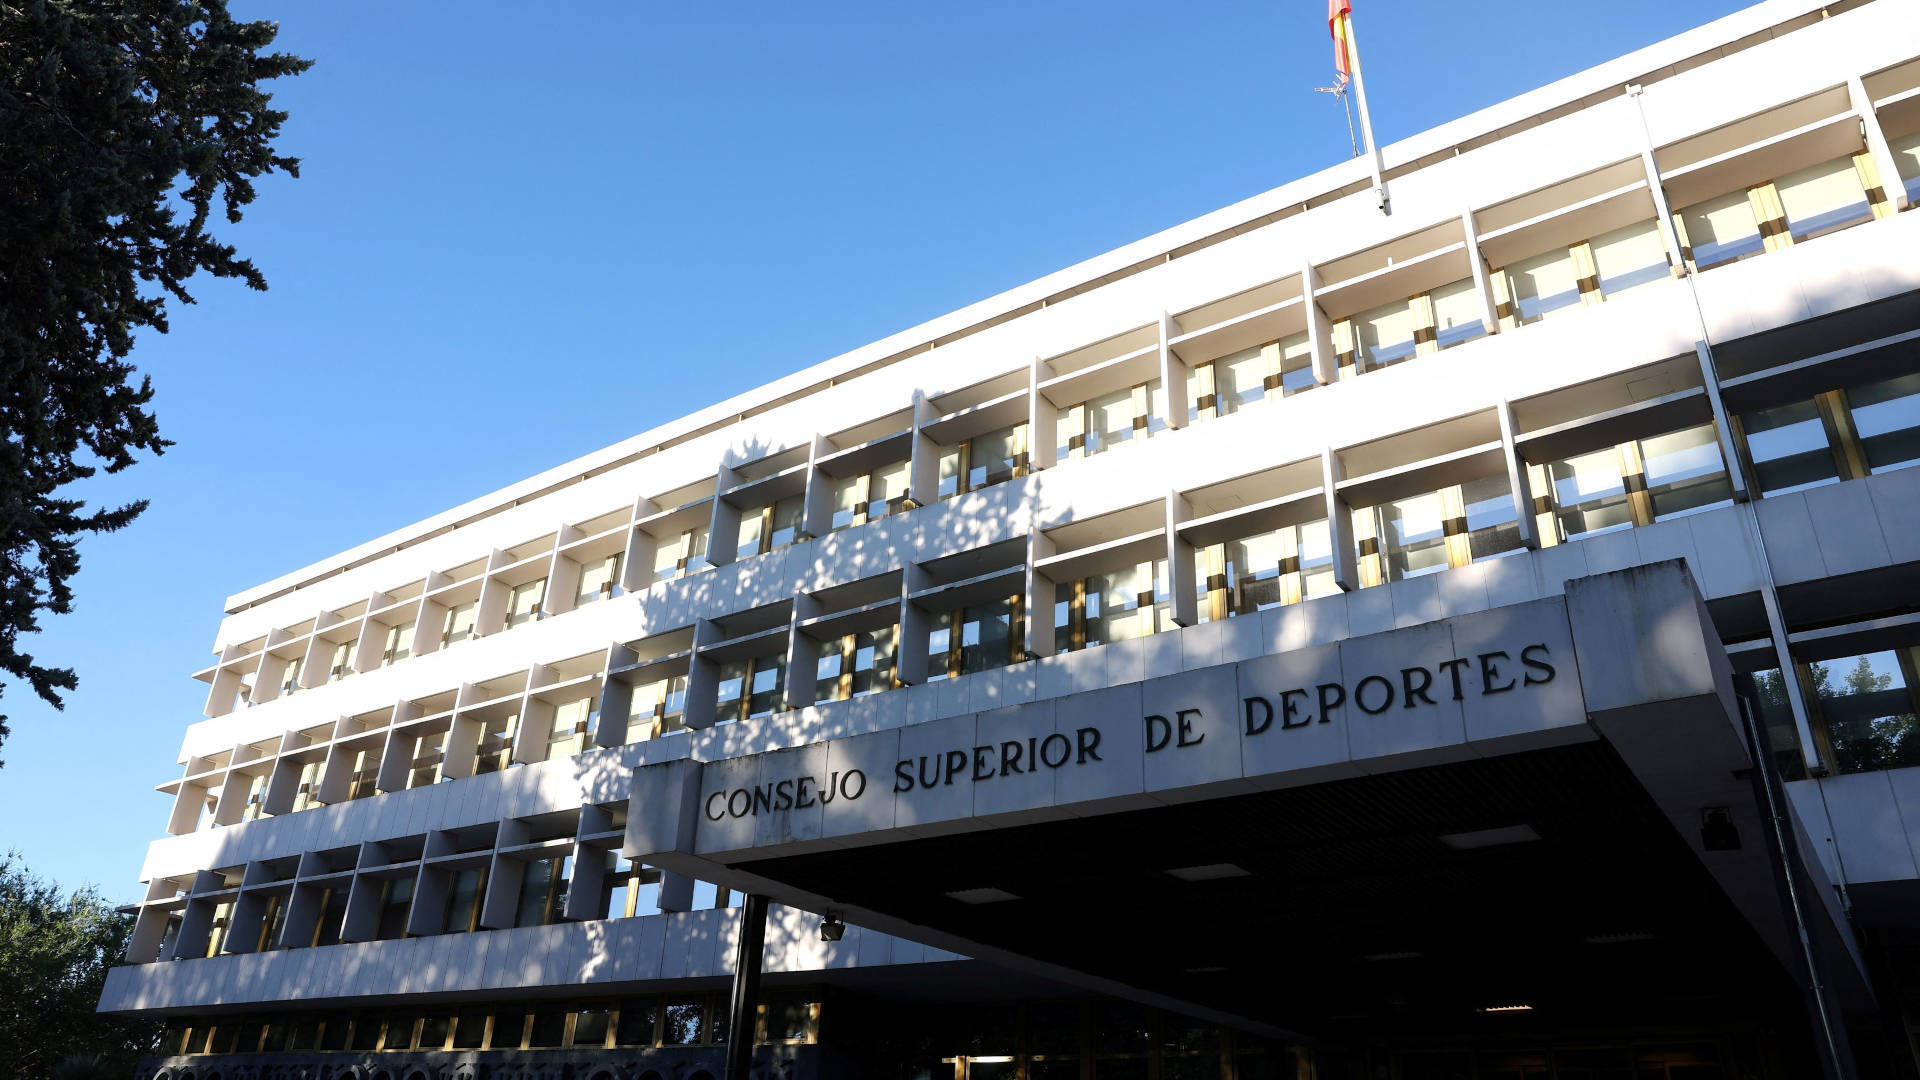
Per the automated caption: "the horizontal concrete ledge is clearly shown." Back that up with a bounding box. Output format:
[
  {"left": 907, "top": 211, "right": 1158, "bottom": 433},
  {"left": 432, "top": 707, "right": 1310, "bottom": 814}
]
[{"left": 98, "top": 905, "right": 961, "bottom": 1014}]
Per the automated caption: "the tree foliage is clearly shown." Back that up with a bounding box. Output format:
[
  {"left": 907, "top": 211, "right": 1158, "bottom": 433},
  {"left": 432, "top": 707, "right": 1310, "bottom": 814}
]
[
  {"left": 1752, "top": 656, "right": 1919, "bottom": 774},
  {"left": 0, "top": 853, "right": 158, "bottom": 1079},
  {"left": 0, "top": 0, "right": 310, "bottom": 758}
]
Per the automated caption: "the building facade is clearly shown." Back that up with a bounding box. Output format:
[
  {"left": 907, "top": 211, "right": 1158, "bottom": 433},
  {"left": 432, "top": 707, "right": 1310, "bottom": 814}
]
[{"left": 102, "top": 1, "right": 1920, "bottom": 1077}]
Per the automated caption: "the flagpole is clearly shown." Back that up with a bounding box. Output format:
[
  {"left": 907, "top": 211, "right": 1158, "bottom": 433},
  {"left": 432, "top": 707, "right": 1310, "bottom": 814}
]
[{"left": 1341, "top": 11, "right": 1390, "bottom": 214}]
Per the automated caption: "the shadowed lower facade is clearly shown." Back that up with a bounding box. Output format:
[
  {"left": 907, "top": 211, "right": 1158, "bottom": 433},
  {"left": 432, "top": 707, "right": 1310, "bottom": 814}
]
[{"left": 102, "top": 1, "right": 1920, "bottom": 1076}]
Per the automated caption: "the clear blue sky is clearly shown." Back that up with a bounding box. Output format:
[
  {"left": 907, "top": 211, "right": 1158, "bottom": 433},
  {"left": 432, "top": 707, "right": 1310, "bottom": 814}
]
[{"left": 1, "top": 0, "right": 1751, "bottom": 899}]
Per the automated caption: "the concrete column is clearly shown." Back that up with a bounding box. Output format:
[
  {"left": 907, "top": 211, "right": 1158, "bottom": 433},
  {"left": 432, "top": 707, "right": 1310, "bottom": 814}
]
[
  {"left": 510, "top": 686, "right": 551, "bottom": 766},
  {"left": 707, "top": 461, "right": 745, "bottom": 567},
  {"left": 1462, "top": 209, "right": 1500, "bottom": 337},
  {"left": 210, "top": 763, "right": 252, "bottom": 827},
  {"left": 126, "top": 903, "right": 172, "bottom": 963},
  {"left": 895, "top": 562, "right": 933, "bottom": 685},
  {"left": 563, "top": 843, "right": 606, "bottom": 921},
  {"left": 222, "top": 890, "right": 268, "bottom": 955},
  {"left": 406, "top": 864, "right": 450, "bottom": 936},
  {"left": 799, "top": 434, "right": 835, "bottom": 541},
  {"left": 1158, "top": 312, "right": 1189, "bottom": 431},
  {"left": 1850, "top": 75, "right": 1910, "bottom": 213},
  {"left": 783, "top": 593, "right": 825, "bottom": 710},
  {"left": 1303, "top": 263, "right": 1337, "bottom": 387},
  {"left": 593, "top": 652, "right": 636, "bottom": 749},
  {"left": 1024, "top": 533, "right": 1058, "bottom": 660},
  {"left": 474, "top": 551, "right": 513, "bottom": 639},
  {"left": 375, "top": 722, "right": 414, "bottom": 793},
  {"left": 1497, "top": 402, "right": 1539, "bottom": 550},
  {"left": 542, "top": 534, "right": 582, "bottom": 619},
  {"left": 907, "top": 391, "right": 942, "bottom": 508},
  {"left": 620, "top": 497, "right": 660, "bottom": 593},
  {"left": 683, "top": 620, "right": 723, "bottom": 729},
  {"left": 478, "top": 855, "right": 525, "bottom": 931},
  {"left": 1166, "top": 492, "right": 1198, "bottom": 627},
  {"left": 1694, "top": 341, "right": 1751, "bottom": 504},
  {"left": 203, "top": 663, "right": 244, "bottom": 718},
  {"left": 170, "top": 896, "right": 215, "bottom": 960},
  {"left": 338, "top": 872, "right": 385, "bottom": 942},
  {"left": 658, "top": 871, "right": 696, "bottom": 914},
  {"left": 279, "top": 884, "right": 323, "bottom": 951},
  {"left": 1321, "top": 448, "right": 1359, "bottom": 592},
  {"left": 1028, "top": 356, "right": 1058, "bottom": 473}
]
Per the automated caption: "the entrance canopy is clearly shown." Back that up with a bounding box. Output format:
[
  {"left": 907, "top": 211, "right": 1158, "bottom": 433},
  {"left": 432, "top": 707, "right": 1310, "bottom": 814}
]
[{"left": 626, "top": 562, "right": 1867, "bottom": 1040}]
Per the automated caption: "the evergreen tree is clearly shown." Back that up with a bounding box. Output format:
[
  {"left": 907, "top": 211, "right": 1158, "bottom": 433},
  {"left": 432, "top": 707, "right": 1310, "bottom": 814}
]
[
  {"left": 0, "top": 0, "right": 310, "bottom": 760},
  {"left": 0, "top": 853, "right": 158, "bottom": 1079},
  {"left": 1826, "top": 653, "right": 1919, "bottom": 773}
]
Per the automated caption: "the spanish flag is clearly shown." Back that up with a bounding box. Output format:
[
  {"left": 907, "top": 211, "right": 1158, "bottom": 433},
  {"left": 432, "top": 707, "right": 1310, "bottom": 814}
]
[{"left": 1329, "top": 0, "right": 1356, "bottom": 84}]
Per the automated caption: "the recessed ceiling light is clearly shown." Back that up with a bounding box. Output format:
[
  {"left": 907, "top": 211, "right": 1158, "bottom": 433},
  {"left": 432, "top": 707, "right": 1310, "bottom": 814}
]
[
  {"left": 1164, "top": 863, "right": 1251, "bottom": 882},
  {"left": 1583, "top": 931, "right": 1656, "bottom": 945},
  {"left": 944, "top": 887, "right": 1020, "bottom": 905},
  {"left": 1438, "top": 824, "right": 1541, "bottom": 850},
  {"left": 1476, "top": 1003, "right": 1534, "bottom": 1013},
  {"left": 1362, "top": 950, "right": 1423, "bottom": 961}
]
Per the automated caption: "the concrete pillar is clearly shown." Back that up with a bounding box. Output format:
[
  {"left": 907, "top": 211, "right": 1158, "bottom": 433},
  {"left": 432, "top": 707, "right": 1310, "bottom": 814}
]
[
  {"left": 800, "top": 434, "right": 835, "bottom": 541},
  {"left": 1497, "top": 402, "right": 1539, "bottom": 550},
  {"left": 683, "top": 620, "right": 722, "bottom": 729},
  {"left": 907, "top": 391, "right": 943, "bottom": 509},
  {"left": 1166, "top": 492, "right": 1199, "bottom": 627},
  {"left": 1303, "top": 263, "right": 1337, "bottom": 387},
  {"left": 1024, "top": 533, "right": 1058, "bottom": 660},
  {"left": 1850, "top": 75, "right": 1910, "bottom": 213},
  {"left": 1462, "top": 209, "right": 1500, "bottom": 337},
  {"left": 1321, "top": 448, "right": 1359, "bottom": 592},
  {"left": 896, "top": 562, "right": 933, "bottom": 685},
  {"left": 783, "top": 593, "right": 825, "bottom": 710},
  {"left": 707, "top": 461, "right": 746, "bottom": 567},
  {"left": 1158, "top": 312, "right": 1189, "bottom": 431}
]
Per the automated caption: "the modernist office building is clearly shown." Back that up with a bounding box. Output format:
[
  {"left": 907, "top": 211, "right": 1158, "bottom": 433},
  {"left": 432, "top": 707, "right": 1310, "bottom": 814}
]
[{"left": 103, "top": 1, "right": 1920, "bottom": 1076}]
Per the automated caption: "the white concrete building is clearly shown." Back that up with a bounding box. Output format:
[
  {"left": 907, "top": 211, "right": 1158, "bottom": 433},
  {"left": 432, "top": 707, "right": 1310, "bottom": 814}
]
[{"left": 102, "top": 2, "right": 1920, "bottom": 1076}]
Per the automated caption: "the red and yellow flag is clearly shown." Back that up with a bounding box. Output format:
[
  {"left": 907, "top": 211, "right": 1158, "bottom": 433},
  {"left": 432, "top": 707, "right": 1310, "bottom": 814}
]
[{"left": 1329, "top": 0, "right": 1356, "bottom": 84}]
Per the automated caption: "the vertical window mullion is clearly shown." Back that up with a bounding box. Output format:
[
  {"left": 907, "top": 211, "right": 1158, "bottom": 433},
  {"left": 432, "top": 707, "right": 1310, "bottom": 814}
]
[
  {"left": 1853, "top": 150, "right": 1896, "bottom": 221},
  {"left": 1616, "top": 441, "right": 1656, "bottom": 527},
  {"left": 1204, "top": 544, "right": 1229, "bottom": 621},
  {"left": 1354, "top": 507, "right": 1386, "bottom": 587},
  {"left": 1570, "top": 240, "right": 1602, "bottom": 306},
  {"left": 1409, "top": 292, "right": 1439, "bottom": 357},
  {"left": 1749, "top": 181, "right": 1792, "bottom": 253},
  {"left": 838, "top": 634, "right": 856, "bottom": 701},
  {"left": 1008, "top": 590, "right": 1025, "bottom": 665},
  {"left": 946, "top": 610, "right": 964, "bottom": 678},
  {"left": 1815, "top": 388, "right": 1870, "bottom": 481},
  {"left": 1526, "top": 462, "right": 1561, "bottom": 546}
]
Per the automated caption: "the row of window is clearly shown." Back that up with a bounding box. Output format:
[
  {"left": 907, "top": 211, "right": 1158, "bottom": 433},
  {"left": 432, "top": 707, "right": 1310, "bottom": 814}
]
[
  {"left": 152, "top": 847, "right": 744, "bottom": 963},
  {"left": 159, "top": 990, "right": 818, "bottom": 1057},
  {"left": 214, "top": 144, "right": 1911, "bottom": 714},
  {"left": 159, "top": 995, "right": 1304, "bottom": 1080},
  {"left": 196, "top": 362, "right": 1920, "bottom": 833},
  {"left": 253, "top": 551, "right": 626, "bottom": 707}
]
